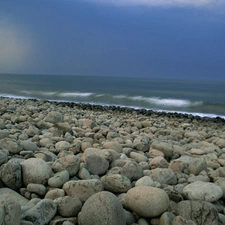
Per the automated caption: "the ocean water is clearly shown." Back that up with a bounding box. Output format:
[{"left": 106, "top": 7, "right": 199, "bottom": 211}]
[{"left": 0, "top": 74, "right": 225, "bottom": 119}]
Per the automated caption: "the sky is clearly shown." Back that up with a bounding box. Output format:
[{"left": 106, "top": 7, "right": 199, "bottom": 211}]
[{"left": 0, "top": 0, "right": 225, "bottom": 81}]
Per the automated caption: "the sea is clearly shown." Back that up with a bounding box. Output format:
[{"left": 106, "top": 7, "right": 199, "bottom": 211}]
[{"left": 0, "top": 74, "right": 225, "bottom": 119}]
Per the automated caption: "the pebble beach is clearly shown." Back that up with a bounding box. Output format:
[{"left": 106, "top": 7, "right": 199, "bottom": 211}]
[{"left": 1, "top": 96, "right": 225, "bottom": 225}]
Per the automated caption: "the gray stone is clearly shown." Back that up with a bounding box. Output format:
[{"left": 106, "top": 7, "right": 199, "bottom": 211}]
[
  {"left": 45, "top": 111, "right": 63, "bottom": 123},
  {"left": 45, "top": 188, "right": 65, "bottom": 200},
  {"left": 144, "top": 168, "right": 177, "bottom": 185},
  {"left": 177, "top": 200, "right": 219, "bottom": 225},
  {"left": 0, "top": 138, "right": 20, "bottom": 154},
  {"left": 135, "top": 176, "right": 156, "bottom": 187},
  {"left": 21, "top": 158, "right": 52, "bottom": 186},
  {"left": 27, "top": 183, "right": 46, "bottom": 196},
  {"left": 52, "top": 155, "right": 80, "bottom": 177},
  {"left": 159, "top": 212, "right": 176, "bottom": 225},
  {"left": 78, "top": 118, "right": 96, "bottom": 129},
  {"left": 0, "top": 194, "right": 21, "bottom": 225},
  {"left": 55, "top": 141, "right": 70, "bottom": 151},
  {"left": 20, "top": 140, "right": 39, "bottom": 152},
  {"left": 0, "top": 188, "right": 29, "bottom": 206},
  {"left": 126, "top": 186, "right": 169, "bottom": 217},
  {"left": 48, "top": 170, "right": 70, "bottom": 188},
  {"left": 150, "top": 156, "right": 169, "bottom": 169},
  {"left": 0, "top": 158, "right": 22, "bottom": 190},
  {"left": 0, "top": 151, "right": 8, "bottom": 166},
  {"left": 63, "top": 179, "right": 103, "bottom": 203},
  {"left": 151, "top": 141, "right": 174, "bottom": 158},
  {"left": 21, "top": 199, "right": 57, "bottom": 225},
  {"left": 103, "top": 141, "right": 123, "bottom": 153},
  {"left": 54, "top": 196, "right": 82, "bottom": 217},
  {"left": 183, "top": 181, "right": 223, "bottom": 202},
  {"left": 26, "top": 125, "right": 40, "bottom": 137},
  {"left": 78, "top": 191, "right": 126, "bottom": 225},
  {"left": 133, "top": 135, "right": 150, "bottom": 152},
  {"left": 78, "top": 167, "right": 91, "bottom": 180},
  {"left": 84, "top": 154, "right": 109, "bottom": 175},
  {"left": 188, "top": 158, "right": 207, "bottom": 175},
  {"left": 130, "top": 152, "right": 148, "bottom": 163},
  {"left": 101, "top": 174, "right": 132, "bottom": 193},
  {"left": 215, "top": 178, "right": 225, "bottom": 199},
  {"left": 172, "top": 216, "right": 197, "bottom": 225}
]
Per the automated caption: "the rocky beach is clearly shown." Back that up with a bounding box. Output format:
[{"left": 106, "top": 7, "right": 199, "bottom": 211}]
[{"left": 0, "top": 96, "right": 225, "bottom": 225}]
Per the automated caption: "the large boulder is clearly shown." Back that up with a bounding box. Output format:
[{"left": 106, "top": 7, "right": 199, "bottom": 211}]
[
  {"left": 63, "top": 179, "right": 103, "bottom": 203},
  {"left": 177, "top": 200, "right": 219, "bottom": 225},
  {"left": 78, "top": 191, "right": 126, "bottom": 225},
  {"left": 20, "top": 158, "right": 52, "bottom": 186},
  {"left": 21, "top": 199, "right": 57, "bottom": 225},
  {"left": 183, "top": 181, "right": 223, "bottom": 202},
  {"left": 126, "top": 186, "right": 169, "bottom": 217},
  {"left": 0, "top": 158, "right": 22, "bottom": 190},
  {"left": 0, "top": 194, "right": 21, "bottom": 225},
  {"left": 101, "top": 174, "right": 132, "bottom": 193},
  {"left": 52, "top": 155, "right": 80, "bottom": 177},
  {"left": 45, "top": 111, "right": 63, "bottom": 123}
]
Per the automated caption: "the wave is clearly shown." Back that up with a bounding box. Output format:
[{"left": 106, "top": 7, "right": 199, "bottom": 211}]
[{"left": 0, "top": 90, "right": 225, "bottom": 119}]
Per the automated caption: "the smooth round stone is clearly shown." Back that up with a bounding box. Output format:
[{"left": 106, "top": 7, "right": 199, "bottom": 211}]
[
  {"left": 78, "top": 191, "right": 126, "bottom": 225},
  {"left": 20, "top": 158, "right": 51, "bottom": 186},
  {"left": 54, "top": 196, "right": 82, "bottom": 217},
  {"left": 48, "top": 170, "right": 70, "bottom": 188},
  {"left": 183, "top": 181, "right": 223, "bottom": 202},
  {"left": 126, "top": 186, "right": 169, "bottom": 217},
  {"left": 27, "top": 183, "right": 47, "bottom": 196}
]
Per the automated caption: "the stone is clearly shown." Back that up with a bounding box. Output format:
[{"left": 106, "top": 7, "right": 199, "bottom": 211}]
[
  {"left": 215, "top": 178, "right": 225, "bottom": 199},
  {"left": 21, "top": 199, "right": 57, "bottom": 225},
  {"left": 103, "top": 141, "right": 123, "bottom": 153},
  {"left": 20, "top": 140, "right": 39, "bottom": 152},
  {"left": 27, "top": 183, "right": 47, "bottom": 196},
  {"left": 135, "top": 176, "right": 156, "bottom": 187},
  {"left": 133, "top": 135, "right": 150, "bottom": 152},
  {"left": 151, "top": 141, "right": 174, "bottom": 158},
  {"left": 116, "top": 160, "right": 143, "bottom": 181},
  {"left": 78, "top": 167, "right": 91, "bottom": 180},
  {"left": 20, "top": 158, "right": 52, "bottom": 186},
  {"left": 63, "top": 179, "right": 104, "bottom": 203},
  {"left": 55, "top": 141, "right": 70, "bottom": 151},
  {"left": 45, "top": 111, "right": 63, "bottom": 123},
  {"left": 183, "top": 181, "right": 223, "bottom": 202},
  {"left": 0, "top": 151, "right": 8, "bottom": 166},
  {"left": 78, "top": 119, "right": 96, "bottom": 129},
  {"left": 126, "top": 186, "right": 169, "bottom": 217},
  {"left": 78, "top": 191, "right": 126, "bottom": 225},
  {"left": 0, "top": 194, "right": 21, "bottom": 225},
  {"left": 0, "top": 138, "right": 20, "bottom": 154},
  {"left": 0, "top": 188, "right": 29, "bottom": 206},
  {"left": 144, "top": 168, "right": 177, "bottom": 185},
  {"left": 84, "top": 154, "right": 109, "bottom": 175},
  {"left": 188, "top": 158, "right": 207, "bottom": 175},
  {"left": 150, "top": 156, "right": 169, "bottom": 169},
  {"left": 130, "top": 152, "right": 148, "bottom": 163},
  {"left": 177, "top": 200, "right": 219, "bottom": 225},
  {"left": 0, "top": 158, "right": 22, "bottom": 190},
  {"left": 26, "top": 125, "right": 40, "bottom": 137},
  {"left": 48, "top": 170, "right": 70, "bottom": 188},
  {"left": 172, "top": 216, "right": 197, "bottom": 225},
  {"left": 45, "top": 188, "right": 65, "bottom": 200},
  {"left": 39, "top": 138, "right": 54, "bottom": 147},
  {"left": 52, "top": 155, "right": 80, "bottom": 177},
  {"left": 54, "top": 196, "right": 82, "bottom": 217},
  {"left": 159, "top": 212, "right": 176, "bottom": 225},
  {"left": 101, "top": 174, "right": 132, "bottom": 193}
]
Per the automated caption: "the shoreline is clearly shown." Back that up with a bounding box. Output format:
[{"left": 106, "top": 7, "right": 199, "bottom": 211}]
[
  {"left": 0, "top": 96, "right": 225, "bottom": 224},
  {"left": 1, "top": 96, "right": 225, "bottom": 123}
]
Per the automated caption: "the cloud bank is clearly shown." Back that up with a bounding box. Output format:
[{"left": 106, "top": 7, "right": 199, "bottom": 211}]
[
  {"left": 84, "top": 0, "right": 224, "bottom": 7},
  {"left": 0, "top": 18, "right": 34, "bottom": 73}
]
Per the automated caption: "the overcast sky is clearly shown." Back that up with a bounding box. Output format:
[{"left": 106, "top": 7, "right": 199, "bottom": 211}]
[{"left": 0, "top": 0, "right": 225, "bottom": 80}]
